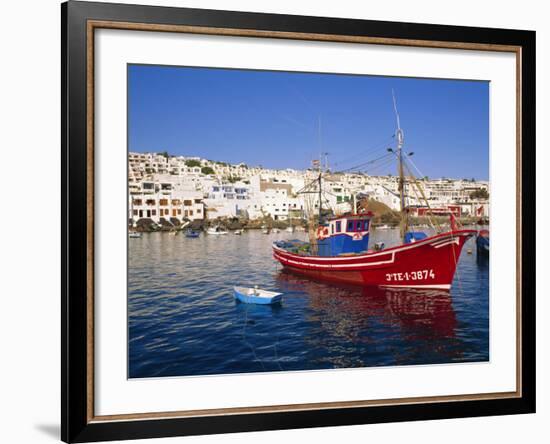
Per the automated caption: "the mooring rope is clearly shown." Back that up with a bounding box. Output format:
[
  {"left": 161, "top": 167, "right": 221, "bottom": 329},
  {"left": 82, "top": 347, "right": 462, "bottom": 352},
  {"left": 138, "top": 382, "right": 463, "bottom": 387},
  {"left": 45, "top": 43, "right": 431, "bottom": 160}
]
[
  {"left": 239, "top": 284, "right": 285, "bottom": 372},
  {"left": 241, "top": 301, "right": 267, "bottom": 371},
  {"left": 450, "top": 231, "right": 467, "bottom": 300},
  {"left": 272, "top": 326, "right": 284, "bottom": 371}
]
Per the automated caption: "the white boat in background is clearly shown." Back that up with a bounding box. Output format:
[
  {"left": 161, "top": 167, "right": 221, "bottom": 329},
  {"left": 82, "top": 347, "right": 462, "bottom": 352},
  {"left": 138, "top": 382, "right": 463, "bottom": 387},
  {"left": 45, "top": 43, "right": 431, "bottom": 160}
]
[
  {"left": 129, "top": 232, "right": 142, "bottom": 238},
  {"left": 261, "top": 225, "right": 270, "bottom": 234},
  {"left": 234, "top": 229, "right": 243, "bottom": 235},
  {"left": 207, "top": 226, "right": 229, "bottom": 235},
  {"left": 285, "top": 226, "right": 294, "bottom": 233},
  {"left": 272, "top": 228, "right": 280, "bottom": 233}
]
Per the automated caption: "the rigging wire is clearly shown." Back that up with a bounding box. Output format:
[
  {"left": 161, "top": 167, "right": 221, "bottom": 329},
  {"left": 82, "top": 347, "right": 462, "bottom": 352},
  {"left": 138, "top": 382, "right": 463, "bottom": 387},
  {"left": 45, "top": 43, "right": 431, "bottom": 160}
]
[
  {"left": 335, "top": 147, "right": 394, "bottom": 172},
  {"left": 405, "top": 152, "right": 428, "bottom": 179},
  {"left": 331, "top": 134, "right": 394, "bottom": 168},
  {"left": 339, "top": 152, "right": 395, "bottom": 173},
  {"left": 296, "top": 173, "right": 321, "bottom": 194},
  {"left": 321, "top": 190, "right": 335, "bottom": 213},
  {"left": 402, "top": 165, "right": 438, "bottom": 233},
  {"left": 362, "top": 155, "right": 398, "bottom": 176},
  {"left": 398, "top": 156, "right": 445, "bottom": 233}
]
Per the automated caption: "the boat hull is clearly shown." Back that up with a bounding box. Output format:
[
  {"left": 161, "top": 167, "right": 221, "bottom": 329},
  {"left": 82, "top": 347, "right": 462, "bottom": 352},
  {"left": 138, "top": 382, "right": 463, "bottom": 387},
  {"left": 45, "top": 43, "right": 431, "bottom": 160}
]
[
  {"left": 234, "top": 289, "right": 282, "bottom": 305},
  {"left": 476, "top": 232, "right": 489, "bottom": 256},
  {"left": 272, "top": 230, "right": 475, "bottom": 289}
]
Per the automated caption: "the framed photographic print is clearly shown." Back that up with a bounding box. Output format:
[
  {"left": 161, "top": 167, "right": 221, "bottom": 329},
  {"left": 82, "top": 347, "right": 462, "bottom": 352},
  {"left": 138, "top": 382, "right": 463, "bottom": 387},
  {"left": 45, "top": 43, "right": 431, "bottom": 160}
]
[{"left": 61, "top": 1, "right": 536, "bottom": 442}]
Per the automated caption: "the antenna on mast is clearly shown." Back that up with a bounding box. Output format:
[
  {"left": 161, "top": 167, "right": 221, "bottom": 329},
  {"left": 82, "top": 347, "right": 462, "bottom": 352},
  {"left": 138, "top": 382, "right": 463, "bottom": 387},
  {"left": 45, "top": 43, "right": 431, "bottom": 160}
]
[{"left": 392, "top": 89, "right": 404, "bottom": 147}]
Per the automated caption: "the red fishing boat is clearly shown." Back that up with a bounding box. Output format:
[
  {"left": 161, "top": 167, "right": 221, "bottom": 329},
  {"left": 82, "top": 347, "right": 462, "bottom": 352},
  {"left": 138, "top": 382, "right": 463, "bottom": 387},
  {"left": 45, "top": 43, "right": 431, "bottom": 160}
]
[
  {"left": 273, "top": 215, "right": 475, "bottom": 290},
  {"left": 272, "top": 92, "right": 476, "bottom": 290}
]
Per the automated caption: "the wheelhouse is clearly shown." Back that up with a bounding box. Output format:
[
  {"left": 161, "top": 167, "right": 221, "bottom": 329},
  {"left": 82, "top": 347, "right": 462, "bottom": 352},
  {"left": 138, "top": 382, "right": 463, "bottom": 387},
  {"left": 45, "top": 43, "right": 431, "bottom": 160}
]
[{"left": 317, "top": 213, "right": 372, "bottom": 256}]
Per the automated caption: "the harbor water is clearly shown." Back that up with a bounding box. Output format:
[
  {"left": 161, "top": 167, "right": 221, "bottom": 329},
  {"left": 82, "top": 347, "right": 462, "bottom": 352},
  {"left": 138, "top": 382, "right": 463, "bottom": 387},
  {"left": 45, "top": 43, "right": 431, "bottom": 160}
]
[{"left": 128, "top": 228, "right": 489, "bottom": 378}]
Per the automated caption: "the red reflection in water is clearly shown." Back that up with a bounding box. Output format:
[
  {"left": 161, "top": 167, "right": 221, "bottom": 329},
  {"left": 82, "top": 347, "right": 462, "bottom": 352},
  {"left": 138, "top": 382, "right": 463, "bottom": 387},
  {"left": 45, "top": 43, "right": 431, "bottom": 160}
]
[{"left": 275, "top": 270, "right": 457, "bottom": 341}]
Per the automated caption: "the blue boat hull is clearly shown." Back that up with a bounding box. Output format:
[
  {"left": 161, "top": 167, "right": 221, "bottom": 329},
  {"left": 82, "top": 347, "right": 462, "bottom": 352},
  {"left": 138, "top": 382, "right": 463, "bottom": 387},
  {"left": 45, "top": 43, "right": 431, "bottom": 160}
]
[
  {"left": 234, "top": 290, "right": 282, "bottom": 305},
  {"left": 476, "top": 235, "right": 489, "bottom": 256}
]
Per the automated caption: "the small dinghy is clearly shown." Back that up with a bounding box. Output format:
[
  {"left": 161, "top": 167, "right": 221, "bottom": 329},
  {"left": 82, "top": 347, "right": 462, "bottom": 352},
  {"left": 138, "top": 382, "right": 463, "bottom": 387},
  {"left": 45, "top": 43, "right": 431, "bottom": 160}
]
[
  {"left": 185, "top": 229, "right": 200, "bottom": 238},
  {"left": 129, "top": 231, "right": 142, "bottom": 238},
  {"left": 234, "top": 229, "right": 243, "bottom": 235},
  {"left": 234, "top": 286, "right": 283, "bottom": 305}
]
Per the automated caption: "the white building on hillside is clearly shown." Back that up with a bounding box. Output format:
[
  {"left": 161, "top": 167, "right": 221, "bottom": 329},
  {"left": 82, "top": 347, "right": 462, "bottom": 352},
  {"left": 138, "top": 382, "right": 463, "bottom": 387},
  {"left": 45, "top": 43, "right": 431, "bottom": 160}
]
[
  {"left": 127, "top": 152, "right": 490, "bottom": 222},
  {"left": 129, "top": 180, "right": 204, "bottom": 224}
]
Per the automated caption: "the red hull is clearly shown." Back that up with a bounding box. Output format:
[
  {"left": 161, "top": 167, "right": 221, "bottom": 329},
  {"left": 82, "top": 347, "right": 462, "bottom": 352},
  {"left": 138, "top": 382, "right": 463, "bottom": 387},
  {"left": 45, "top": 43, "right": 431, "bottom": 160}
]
[{"left": 272, "top": 230, "right": 476, "bottom": 289}]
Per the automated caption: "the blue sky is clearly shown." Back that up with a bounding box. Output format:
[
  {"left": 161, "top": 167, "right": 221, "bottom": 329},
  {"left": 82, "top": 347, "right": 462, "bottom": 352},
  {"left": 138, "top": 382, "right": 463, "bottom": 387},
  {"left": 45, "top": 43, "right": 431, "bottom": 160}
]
[{"left": 128, "top": 65, "right": 489, "bottom": 180}]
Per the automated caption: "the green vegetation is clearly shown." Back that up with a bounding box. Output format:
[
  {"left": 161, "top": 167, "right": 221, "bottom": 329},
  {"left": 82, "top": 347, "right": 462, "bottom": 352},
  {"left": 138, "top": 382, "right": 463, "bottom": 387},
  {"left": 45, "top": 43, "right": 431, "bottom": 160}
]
[
  {"left": 201, "top": 166, "right": 215, "bottom": 175},
  {"left": 469, "top": 188, "right": 489, "bottom": 200},
  {"left": 185, "top": 159, "right": 202, "bottom": 168}
]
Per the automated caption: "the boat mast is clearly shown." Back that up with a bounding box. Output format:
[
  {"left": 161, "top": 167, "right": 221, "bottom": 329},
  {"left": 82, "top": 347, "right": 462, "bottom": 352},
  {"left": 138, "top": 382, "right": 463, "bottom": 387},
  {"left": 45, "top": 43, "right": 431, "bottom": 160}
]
[
  {"left": 393, "top": 90, "right": 408, "bottom": 239},
  {"left": 317, "top": 117, "right": 325, "bottom": 225},
  {"left": 318, "top": 151, "right": 331, "bottom": 223},
  {"left": 318, "top": 171, "right": 323, "bottom": 223}
]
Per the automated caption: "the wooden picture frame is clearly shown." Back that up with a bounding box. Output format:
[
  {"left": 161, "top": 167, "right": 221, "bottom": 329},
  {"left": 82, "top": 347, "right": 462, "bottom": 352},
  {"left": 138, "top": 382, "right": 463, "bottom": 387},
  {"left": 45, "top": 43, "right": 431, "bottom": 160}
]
[{"left": 62, "top": 1, "right": 536, "bottom": 442}]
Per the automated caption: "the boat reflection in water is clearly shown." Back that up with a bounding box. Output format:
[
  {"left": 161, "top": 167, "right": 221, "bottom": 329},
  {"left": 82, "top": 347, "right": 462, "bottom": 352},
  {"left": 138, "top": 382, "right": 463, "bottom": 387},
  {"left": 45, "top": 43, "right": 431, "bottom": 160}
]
[{"left": 275, "top": 270, "right": 463, "bottom": 368}]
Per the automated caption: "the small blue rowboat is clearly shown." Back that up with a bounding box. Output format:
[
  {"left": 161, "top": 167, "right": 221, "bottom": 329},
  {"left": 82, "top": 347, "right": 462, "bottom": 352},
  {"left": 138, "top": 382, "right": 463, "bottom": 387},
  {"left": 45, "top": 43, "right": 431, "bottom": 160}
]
[
  {"left": 234, "top": 286, "right": 283, "bottom": 305},
  {"left": 185, "top": 230, "right": 200, "bottom": 238}
]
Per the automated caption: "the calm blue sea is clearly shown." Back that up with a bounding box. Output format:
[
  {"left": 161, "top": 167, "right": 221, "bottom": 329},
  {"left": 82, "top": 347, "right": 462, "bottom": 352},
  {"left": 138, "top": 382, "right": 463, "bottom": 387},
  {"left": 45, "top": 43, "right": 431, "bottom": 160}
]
[{"left": 128, "top": 229, "right": 489, "bottom": 378}]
